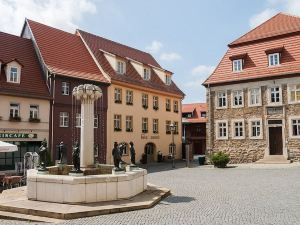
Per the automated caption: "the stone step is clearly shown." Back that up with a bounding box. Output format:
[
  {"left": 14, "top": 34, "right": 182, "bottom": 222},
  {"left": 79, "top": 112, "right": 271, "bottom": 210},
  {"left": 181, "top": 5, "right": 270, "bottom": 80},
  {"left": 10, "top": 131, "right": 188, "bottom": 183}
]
[
  {"left": 256, "top": 155, "right": 291, "bottom": 164},
  {"left": 0, "top": 210, "right": 63, "bottom": 223}
]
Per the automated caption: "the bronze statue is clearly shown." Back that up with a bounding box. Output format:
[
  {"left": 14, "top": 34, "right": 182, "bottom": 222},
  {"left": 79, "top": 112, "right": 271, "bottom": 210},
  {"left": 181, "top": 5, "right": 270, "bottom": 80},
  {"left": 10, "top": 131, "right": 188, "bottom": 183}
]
[
  {"left": 38, "top": 139, "right": 48, "bottom": 171},
  {"left": 112, "top": 142, "right": 122, "bottom": 170},
  {"left": 129, "top": 141, "right": 136, "bottom": 165},
  {"left": 58, "top": 141, "right": 65, "bottom": 164},
  {"left": 71, "top": 141, "right": 82, "bottom": 173}
]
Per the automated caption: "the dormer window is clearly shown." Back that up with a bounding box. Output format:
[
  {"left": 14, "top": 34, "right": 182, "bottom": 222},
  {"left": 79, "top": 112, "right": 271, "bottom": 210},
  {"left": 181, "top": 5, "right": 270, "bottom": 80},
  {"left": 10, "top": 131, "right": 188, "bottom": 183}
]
[
  {"left": 143, "top": 68, "right": 151, "bottom": 80},
  {"left": 166, "top": 75, "right": 171, "bottom": 85},
  {"left": 9, "top": 67, "right": 18, "bottom": 83},
  {"left": 268, "top": 53, "right": 280, "bottom": 66},
  {"left": 117, "top": 60, "right": 125, "bottom": 74},
  {"left": 232, "top": 59, "right": 242, "bottom": 72}
]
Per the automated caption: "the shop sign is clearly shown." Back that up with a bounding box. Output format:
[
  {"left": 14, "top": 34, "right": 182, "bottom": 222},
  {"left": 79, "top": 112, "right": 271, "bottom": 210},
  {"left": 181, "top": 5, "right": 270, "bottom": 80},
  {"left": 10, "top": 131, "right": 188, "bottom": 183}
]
[
  {"left": 267, "top": 107, "right": 283, "bottom": 115},
  {"left": 0, "top": 133, "right": 37, "bottom": 139}
]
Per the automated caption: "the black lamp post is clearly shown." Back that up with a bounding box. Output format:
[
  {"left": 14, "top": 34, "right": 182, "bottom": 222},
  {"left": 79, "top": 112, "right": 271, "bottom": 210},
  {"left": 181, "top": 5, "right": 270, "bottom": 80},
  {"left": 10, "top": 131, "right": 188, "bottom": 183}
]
[{"left": 170, "top": 123, "right": 176, "bottom": 168}]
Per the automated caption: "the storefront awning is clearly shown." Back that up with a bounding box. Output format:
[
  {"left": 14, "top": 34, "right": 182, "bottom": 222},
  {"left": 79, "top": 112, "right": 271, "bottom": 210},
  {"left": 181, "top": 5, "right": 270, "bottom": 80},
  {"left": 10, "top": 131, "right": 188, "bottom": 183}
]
[{"left": 0, "top": 141, "right": 18, "bottom": 152}]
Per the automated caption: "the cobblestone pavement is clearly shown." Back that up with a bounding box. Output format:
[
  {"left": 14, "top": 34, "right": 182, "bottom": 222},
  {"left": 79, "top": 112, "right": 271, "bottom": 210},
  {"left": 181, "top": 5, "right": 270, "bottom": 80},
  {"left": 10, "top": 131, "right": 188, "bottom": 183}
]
[{"left": 3, "top": 162, "right": 300, "bottom": 225}]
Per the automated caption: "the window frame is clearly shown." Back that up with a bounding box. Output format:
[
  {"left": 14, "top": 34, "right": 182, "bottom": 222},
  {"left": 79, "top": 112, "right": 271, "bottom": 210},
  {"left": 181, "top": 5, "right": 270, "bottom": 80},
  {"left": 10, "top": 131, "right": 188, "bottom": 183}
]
[
  {"left": 268, "top": 86, "right": 282, "bottom": 105},
  {"left": 268, "top": 53, "right": 280, "bottom": 67},
  {"left": 165, "top": 75, "right": 172, "bottom": 85},
  {"left": 75, "top": 113, "right": 81, "bottom": 128},
  {"left": 142, "top": 117, "right": 148, "bottom": 133},
  {"left": 231, "top": 119, "right": 245, "bottom": 139},
  {"left": 126, "top": 90, "right": 133, "bottom": 105},
  {"left": 125, "top": 115, "right": 133, "bottom": 132},
  {"left": 10, "top": 103, "right": 20, "bottom": 118},
  {"left": 29, "top": 105, "right": 39, "bottom": 119},
  {"left": 153, "top": 96, "right": 159, "bottom": 110},
  {"left": 143, "top": 67, "right": 151, "bottom": 80},
  {"left": 216, "top": 91, "right": 227, "bottom": 109},
  {"left": 289, "top": 116, "right": 300, "bottom": 139},
  {"left": 142, "top": 93, "right": 148, "bottom": 109},
  {"left": 248, "top": 118, "right": 263, "bottom": 139},
  {"left": 232, "top": 59, "right": 243, "bottom": 72},
  {"left": 288, "top": 84, "right": 300, "bottom": 104},
  {"left": 231, "top": 90, "right": 244, "bottom": 108},
  {"left": 61, "top": 82, "right": 70, "bottom": 96},
  {"left": 248, "top": 87, "right": 262, "bottom": 107},
  {"left": 173, "top": 100, "right": 179, "bottom": 113},
  {"left": 166, "top": 98, "right": 171, "bottom": 111},
  {"left": 59, "top": 112, "right": 69, "bottom": 127},
  {"left": 114, "top": 88, "right": 122, "bottom": 103},
  {"left": 116, "top": 60, "right": 126, "bottom": 74},
  {"left": 94, "top": 114, "right": 98, "bottom": 128},
  {"left": 166, "top": 120, "right": 171, "bottom": 134},
  {"left": 153, "top": 119, "right": 159, "bottom": 134},
  {"left": 114, "top": 114, "right": 122, "bottom": 131},
  {"left": 215, "top": 120, "right": 228, "bottom": 140},
  {"left": 9, "top": 67, "right": 19, "bottom": 83}
]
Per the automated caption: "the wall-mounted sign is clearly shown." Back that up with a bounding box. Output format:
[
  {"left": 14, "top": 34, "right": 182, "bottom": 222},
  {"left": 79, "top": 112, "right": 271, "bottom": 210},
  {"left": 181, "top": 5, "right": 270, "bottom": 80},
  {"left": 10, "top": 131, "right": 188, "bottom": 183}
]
[
  {"left": 141, "top": 134, "right": 148, "bottom": 139},
  {"left": 267, "top": 107, "right": 283, "bottom": 115},
  {"left": 0, "top": 133, "right": 37, "bottom": 139}
]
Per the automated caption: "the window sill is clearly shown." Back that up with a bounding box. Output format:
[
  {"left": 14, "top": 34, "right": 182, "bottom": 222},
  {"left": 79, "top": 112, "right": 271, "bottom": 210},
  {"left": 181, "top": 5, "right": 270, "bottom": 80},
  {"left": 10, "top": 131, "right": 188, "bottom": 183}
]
[
  {"left": 114, "top": 128, "right": 122, "bottom": 132},
  {"left": 153, "top": 107, "right": 159, "bottom": 111},
  {"left": 126, "top": 129, "right": 133, "bottom": 132},
  {"left": 216, "top": 137, "right": 228, "bottom": 140},
  {"left": 249, "top": 136, "right": 263, "bottom": 140},
  {"left": 216, "top": 107, "right": 227, "bottom": 110},
  {"left": 29, "top": 118, "right": 40, "bottom": 123},
  {"left": 232, "top": 137, "right": 245, "bottom": 140},
  {"left": 142, "top": 130, "right": 148, "bottom": 133},
  {"left": 126, "top": 102, "right": 133, "bottom": 106},
  {"left": 166, "top": 109, "right": 171, "bottom": 112},
  {"left": 9, "top": 117, "right": 21, "bottom": 122},
  {"left": 231, "top": 105, "right": 244, "bottom": 109},
  {"left": 142, "top": 105, "right": 148, "bottom": 109},
  {"left": 115, "top": 100, "right": 122, "bottom": 104},
  {"left": 248, "top": 104, "right": 262, "bottom": 107},
  {"left": 59, "top": 126, "right": 69, "bottom": 128}
]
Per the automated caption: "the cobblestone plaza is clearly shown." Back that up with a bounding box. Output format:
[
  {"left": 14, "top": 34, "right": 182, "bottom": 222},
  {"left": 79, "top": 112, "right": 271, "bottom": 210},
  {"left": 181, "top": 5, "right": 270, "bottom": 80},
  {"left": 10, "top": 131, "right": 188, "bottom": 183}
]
[{"left": 2, "top": 162, "right": 300, "bottom": 225}]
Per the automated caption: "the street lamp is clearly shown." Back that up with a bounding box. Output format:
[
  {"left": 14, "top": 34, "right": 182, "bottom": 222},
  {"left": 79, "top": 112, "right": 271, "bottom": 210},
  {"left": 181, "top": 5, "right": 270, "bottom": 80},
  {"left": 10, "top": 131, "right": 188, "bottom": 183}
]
[{"left": 169, "top": 123, "right": 176, "bottom": 168}]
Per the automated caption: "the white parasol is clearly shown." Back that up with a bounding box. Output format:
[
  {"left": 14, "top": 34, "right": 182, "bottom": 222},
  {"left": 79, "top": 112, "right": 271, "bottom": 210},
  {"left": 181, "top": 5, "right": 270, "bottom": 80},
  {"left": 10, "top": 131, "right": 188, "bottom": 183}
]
[{"left": 0, "top": 141, "right": 18, "bottom": 152}]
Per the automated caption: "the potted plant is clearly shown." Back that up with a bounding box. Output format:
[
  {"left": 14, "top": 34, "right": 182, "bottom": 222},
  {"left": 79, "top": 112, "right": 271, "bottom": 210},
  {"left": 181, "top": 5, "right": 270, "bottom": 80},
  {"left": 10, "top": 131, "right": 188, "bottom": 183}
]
[
  {"left": 29, "top": 118, "right": 41, "bottom": 123},
  {"left": 211, "top": 151, "right": 230, "bottom": 168}
]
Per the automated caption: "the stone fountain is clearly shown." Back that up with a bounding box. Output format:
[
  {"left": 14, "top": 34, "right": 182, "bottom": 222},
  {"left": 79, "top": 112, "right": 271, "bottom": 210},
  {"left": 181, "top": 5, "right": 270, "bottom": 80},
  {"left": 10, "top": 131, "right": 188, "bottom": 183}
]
[{"left": 26, "top": 84, "right": 148, "bottom": 204}]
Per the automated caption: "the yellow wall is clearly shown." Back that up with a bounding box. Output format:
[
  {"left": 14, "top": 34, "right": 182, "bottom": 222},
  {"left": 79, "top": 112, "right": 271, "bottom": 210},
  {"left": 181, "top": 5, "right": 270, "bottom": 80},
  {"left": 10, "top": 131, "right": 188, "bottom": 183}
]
[
  {"left": 0, "top": 95, "right": 49, "bottom": 142},
  {"left": 106, "top": 83, "right": 182, "bottom": 164}
]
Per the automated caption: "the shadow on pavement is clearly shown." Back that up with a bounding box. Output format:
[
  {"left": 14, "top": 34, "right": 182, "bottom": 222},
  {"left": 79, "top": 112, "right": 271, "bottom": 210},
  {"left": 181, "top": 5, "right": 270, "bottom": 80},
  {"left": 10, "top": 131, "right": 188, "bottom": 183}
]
[{"left": 162, "top": 195, "right": 196, "bottom": 204}]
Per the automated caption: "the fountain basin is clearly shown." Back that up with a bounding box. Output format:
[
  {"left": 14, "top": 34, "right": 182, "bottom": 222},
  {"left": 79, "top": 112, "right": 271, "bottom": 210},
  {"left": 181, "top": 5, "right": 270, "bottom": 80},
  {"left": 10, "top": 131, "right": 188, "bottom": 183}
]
[{"left": 27, "top": 168, "right": 147, "bottom": 203}]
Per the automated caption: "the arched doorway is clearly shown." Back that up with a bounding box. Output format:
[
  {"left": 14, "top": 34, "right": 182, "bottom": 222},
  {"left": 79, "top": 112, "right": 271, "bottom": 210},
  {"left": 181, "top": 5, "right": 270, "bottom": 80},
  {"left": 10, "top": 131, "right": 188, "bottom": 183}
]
[{"left": 144, "top": 143, "right": 156, "bottom": 163}]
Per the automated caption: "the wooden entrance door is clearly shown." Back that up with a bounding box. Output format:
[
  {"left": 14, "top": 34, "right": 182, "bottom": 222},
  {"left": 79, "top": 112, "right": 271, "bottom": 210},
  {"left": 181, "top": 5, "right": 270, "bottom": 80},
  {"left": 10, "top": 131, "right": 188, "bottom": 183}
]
[{"left": 269, "top": 127, "right": 283, "bottom": 155}]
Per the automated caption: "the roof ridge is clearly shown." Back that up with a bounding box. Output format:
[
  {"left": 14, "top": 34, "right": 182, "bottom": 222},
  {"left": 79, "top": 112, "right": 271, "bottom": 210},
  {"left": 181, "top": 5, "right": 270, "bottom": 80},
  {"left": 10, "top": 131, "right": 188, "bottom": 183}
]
[
  {"left": 77, "top": 29, "right": 157, "bottom": 60},
  {"left": 0, "top": 31, "right": 30, "bottom": 42},
  {"left": 280, "top": 12, "right": 300, "bottom": 19},
  {"left": 228, "top": 13, "right": 281, "bottom": 47}
]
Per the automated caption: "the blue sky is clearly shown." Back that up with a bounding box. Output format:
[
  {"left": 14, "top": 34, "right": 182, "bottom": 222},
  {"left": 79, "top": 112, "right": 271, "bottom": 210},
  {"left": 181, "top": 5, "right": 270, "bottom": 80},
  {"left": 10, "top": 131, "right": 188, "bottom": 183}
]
[{"left": 1, "top": 0, "right": 299, "bottom": 103}]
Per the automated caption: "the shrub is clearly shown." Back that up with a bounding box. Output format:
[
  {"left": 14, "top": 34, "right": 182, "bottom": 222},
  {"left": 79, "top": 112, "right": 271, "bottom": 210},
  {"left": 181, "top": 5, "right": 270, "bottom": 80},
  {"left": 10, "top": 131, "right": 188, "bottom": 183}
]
[{"left": 211, "top": 151, "right": 230, "bottom": 168}]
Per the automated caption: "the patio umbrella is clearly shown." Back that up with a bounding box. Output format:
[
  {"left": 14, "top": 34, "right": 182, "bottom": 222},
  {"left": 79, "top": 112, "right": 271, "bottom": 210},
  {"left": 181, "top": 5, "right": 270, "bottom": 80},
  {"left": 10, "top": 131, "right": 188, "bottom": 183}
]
[{"left": 0, "top": 141, "right": 18, "bottom": 152}]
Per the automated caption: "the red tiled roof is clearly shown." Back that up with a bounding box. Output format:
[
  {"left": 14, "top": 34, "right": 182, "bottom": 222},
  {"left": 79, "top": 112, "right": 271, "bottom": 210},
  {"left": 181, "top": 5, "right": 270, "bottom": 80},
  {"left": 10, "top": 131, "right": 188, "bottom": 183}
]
[
  {"left": 229, "top": 13, "right": 300, "bottom": 47},
  {"left": 182, "top": 103, "right": 207, "bottom": 123},
  {"left": 26, "top": 20, "right": 109, "bottom": 83},
  {"left": 0, "top": 31, "right": 49, "bottom": 98},
  {"left": 204, "top": 13, "right": 300, "bottom": 86},
  {"left": 78, "top": 30, "right": 184, "bottom": 96}
]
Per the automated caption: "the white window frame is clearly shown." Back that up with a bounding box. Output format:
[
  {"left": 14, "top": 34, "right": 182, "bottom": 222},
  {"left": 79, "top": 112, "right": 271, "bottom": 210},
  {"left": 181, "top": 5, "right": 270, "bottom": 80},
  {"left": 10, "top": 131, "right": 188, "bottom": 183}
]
[
  {"left": 126, "top": 116, "right": 133, "bottom": 131},
  {"left": 174, "top": 100, "right": 179, "bottom": 112},
  {"left": 248, "top": 118, "right": 263, "bottom": 139},
  {"left": 61, "top": 82, "right": 70, "bottom": 95},
  {"left": 114, "top": 114, "right": 122, "bottom": 130},
  {"left": 215, "top": 120, "right": 228, "bottom": 140},
  {"left": 116, "top": 60, "right": 125, "bottom": 74},
  {"left": 268, "top": 53, "right": 280, "bottom": 67},
  {"left": 75, "top": 113, "right": 81, "bottom": 128},
  {"left": 9, "top": 67, "right": 19, "bottom": 83},
  {"left": 166, "top": 98, "right": 171, "bottom": 111},
  {"left": 29, "top": 105, "right": 39, "bottom": 119},
  {"left": 166, "top": 120, "right": 171, "bottom": 133},
  {"left": 153, "top": 96, "right": 159, "bottom": 109},
  {"left": 114, "top": 88, "right": 122, "bottom": 103},
  {"left": 216, "top": 91, "right": 227, "bottom": 109},
  {"left": 288, "top": 84, "right": 300, "bottom": 104},
  {"left": 10, "top": 103, "right": 20, "bottom": 118},
  {"left": 153, "top": 119, "right": 159, "bottom": 133},
  {"left": 142, "top": 117, "right": 148, "bottom": 132},
  {"left": 232, "top": 59, "right": 243, "bottom": 72},
  {"left": 166, "top": 75, "right": 172, "bottom": 85},
  {"left": 231, "top": 90, "right": 244, "bottom": 108},
  {"left": 232, "top": 119, "right": 245, "bottom": 139},
  {"left": 268, "top": 86, "right": 282, "bottom": 105},
  {"left": 126, "top": 90, "right": 133, "bottom": 104},
  {"left": 59, "top": 112, "right": 69, "bottom": 127},
  {"left": 143, "top": 67, "right": 151, "bottom": 80},
  {"left": 142, "top": 93, "right": 148, "bottom": 108},
  {"left": 248, "top": 87, "right": 262, "bottom": 107},
  {"left": 289, "top": 116, "right": 300, "bottom": 139}
]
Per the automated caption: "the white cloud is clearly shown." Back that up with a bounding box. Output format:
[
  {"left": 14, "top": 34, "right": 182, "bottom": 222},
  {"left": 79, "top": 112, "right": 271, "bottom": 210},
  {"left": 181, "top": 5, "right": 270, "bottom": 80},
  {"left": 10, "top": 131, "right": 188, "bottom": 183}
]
[
  {"left": 192, "top": 65, "right": 215, "bottom": 76},
  {"left": 145, "top": 40, "right": 163, "bottom": 54},
  {"left": 160, "top": 52, "right": 182, "bottom": 61},
  {"left": 184, "top": 64, "right": 215, "bottom": 88},
  {"left": 249, "top": 8, "right": 277, "bottom": 28},
  {"left": 0, "top": 0, "right": 96, "bottom": 35}
]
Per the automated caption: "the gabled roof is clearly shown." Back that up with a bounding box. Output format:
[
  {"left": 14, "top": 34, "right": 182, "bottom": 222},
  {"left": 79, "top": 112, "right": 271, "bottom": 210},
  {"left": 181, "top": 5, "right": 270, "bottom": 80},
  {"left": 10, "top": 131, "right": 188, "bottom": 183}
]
[
  {"left": 182, "top": 103, "right": 207, "bottom": 123},
  {"left": 229, "top": 13, "right": 300, "bottom": 47},
  {"left": 78, "top": 30, "right": 184, "bottom": 97},
  {"left": 26, "top": 19, "right": 109, "bottom": 83},
  {"left": 204, "top": 13, "right": 300, "bottom": 86},
  {"left": 0, "top": 31, "right": 49, "bottom": 98}
]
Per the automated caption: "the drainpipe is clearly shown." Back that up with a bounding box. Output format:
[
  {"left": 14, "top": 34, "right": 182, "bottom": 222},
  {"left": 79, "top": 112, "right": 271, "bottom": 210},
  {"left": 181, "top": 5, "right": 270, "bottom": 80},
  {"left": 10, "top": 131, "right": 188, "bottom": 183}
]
[{"left": 207, "top": 84, "right": 212, "bottom": 156}]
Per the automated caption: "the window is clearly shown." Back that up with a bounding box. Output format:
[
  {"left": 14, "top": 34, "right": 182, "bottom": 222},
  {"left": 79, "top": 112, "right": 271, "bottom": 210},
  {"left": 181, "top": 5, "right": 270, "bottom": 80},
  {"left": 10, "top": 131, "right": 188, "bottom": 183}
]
[
  {"left": 142, "top": 117, "right": 148, "bottom": 133},
  {"left": 29, "top": 105, "right": 39, "bottom": 119},
  {"left": 114, "top": 114, "right": 122, "bottom": 131},
  {"left": 249, "top": 119, "right": 262, "bottom": 139},
  {"left": 216, "top": 120, "right": 228, "bottom": 140},
  {"left": 153, "top": 96, "right": 159, "bottom": 110},
  {"left": 117, "top": 60, "right": 125, "bottom": 74},
  {"left": 75, "top": 113, "right": 81, "bottom": 127},
  {"left": 232, "top": 120, "right": 244, "bottom": 139},
  {"left": 217, "top": 91, "right": 227, "bottom": 108},
  {"left": 289, "top": 84, "right": 300, "bottom": 103},
  {"left": 59, "top": 112, "right": 69, "bottom": 127},
  {"left": 61, "top": 82, "right": 70, "bottom": 95},
  {"left": 9, "top": 67, "right": 18, "bottom": 83},
  {"left": 232, "top": 59, "right": 242, "bottom": 72},
  {"left": 166, "top": 75, "right": 171, "bottom": 85},
  {"left": 153, "top": 119, "right": 159, "bottom": 133},
  {"left": 126, "top": 90, "right": 133, "bottom": 105},
  {"left": 94, "top": 114, "right": 98, "bottom": 128},
  {"left": 291, "top": 119, "right": 300, "bottom": 137},
  {"left": 142, "top": 93, "right": 148, "bottom": 109},
  {"left": 270, "top": 86, "right": 281, "bottom": 103},
  {"left": 143, "top": 68, "right": 151, "bottom": 80},
  {"left": 126, "top": 116, "right": 133, "bottom": 132},
  {"left": 232, "top": 90, "right": 243, "bottom": 107},
  {"left": 268, "top": 53, "right": 280, "bottom": 66},
  {"left": 114, "top": 88, "right": 122, "bottom": 103},
  {"left": 174, "top": 121, "right": 178, "bottom": 134},
  {"left": 119, "top": 142, "right": 128, "bottom": 155},
  {"left": 166, "top": 120, "right": 171, "bottom": 134},
  {"left": 174, "top": 100, "right": 179, "bottom": 113},
  {"left": 166, "top": 99, "right": 171, "bottom": 111},
  {"left": 94, "top": 144, "right": 99, "bottom": 157},
  {"left": 249, "top": 88, "right": 261, "bottom": 106},
  {"left": 201, "top": 112, "right": 206, "bottom": 118},
  {"left": 10, "top": 103, "right": 20, "bottom": 118}
]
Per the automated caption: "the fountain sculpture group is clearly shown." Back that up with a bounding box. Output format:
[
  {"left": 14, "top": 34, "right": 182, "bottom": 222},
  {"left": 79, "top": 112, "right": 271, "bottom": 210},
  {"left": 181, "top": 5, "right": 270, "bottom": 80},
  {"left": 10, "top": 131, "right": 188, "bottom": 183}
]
[{"left": 27, "top": 84, "right": 147, "bottom": 203}]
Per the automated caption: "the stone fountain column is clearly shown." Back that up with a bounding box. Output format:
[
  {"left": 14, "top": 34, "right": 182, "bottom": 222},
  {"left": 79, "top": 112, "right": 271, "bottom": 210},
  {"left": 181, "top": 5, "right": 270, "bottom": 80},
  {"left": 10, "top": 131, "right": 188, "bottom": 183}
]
[{"left": 73, "top": 84, "right": 102, "bottom": 168}]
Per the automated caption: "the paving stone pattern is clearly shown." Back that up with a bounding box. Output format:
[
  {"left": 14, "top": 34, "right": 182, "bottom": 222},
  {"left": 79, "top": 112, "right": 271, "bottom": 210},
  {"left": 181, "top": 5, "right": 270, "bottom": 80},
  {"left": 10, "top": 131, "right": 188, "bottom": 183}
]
[{"left": 2, "top": 162, "right": 300, "bottom": 225}]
